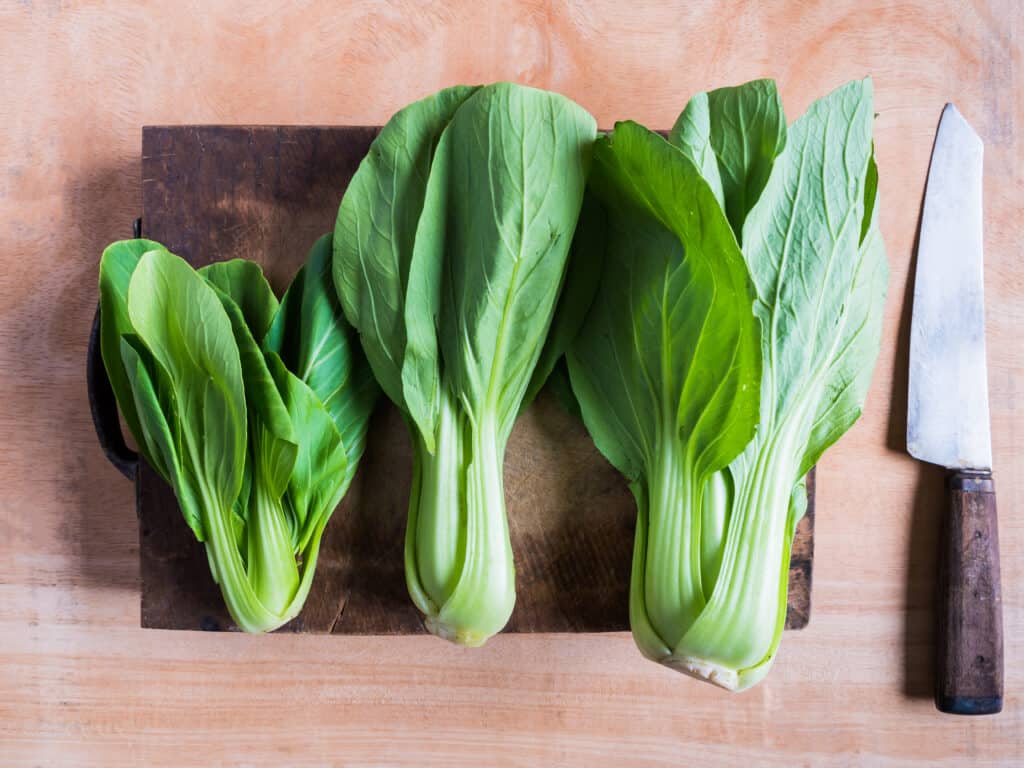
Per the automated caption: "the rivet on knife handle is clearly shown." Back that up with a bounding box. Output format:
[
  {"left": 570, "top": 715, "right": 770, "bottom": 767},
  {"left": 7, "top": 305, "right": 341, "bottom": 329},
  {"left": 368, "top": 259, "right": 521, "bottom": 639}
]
[{"left": 936, "top": 469, "right": 1003, "bottom": 715}]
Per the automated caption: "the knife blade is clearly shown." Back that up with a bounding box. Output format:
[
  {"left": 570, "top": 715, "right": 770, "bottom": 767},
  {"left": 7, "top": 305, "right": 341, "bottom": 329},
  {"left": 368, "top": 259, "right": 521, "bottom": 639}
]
[{"left": 908, "top": 103, "right": 1003, "bottom": 716}]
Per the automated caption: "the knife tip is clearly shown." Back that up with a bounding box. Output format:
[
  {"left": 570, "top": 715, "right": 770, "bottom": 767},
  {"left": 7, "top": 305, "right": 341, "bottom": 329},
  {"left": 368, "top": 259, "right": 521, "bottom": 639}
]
[{"left": 939, "top": 103, "right": 983, "bottom": 150}]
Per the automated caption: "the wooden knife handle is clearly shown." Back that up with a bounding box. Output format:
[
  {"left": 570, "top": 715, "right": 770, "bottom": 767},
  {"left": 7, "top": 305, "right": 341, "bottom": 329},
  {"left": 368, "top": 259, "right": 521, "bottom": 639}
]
[{"left": 936, "top": 469, "right": 1003, "bottom": 715}]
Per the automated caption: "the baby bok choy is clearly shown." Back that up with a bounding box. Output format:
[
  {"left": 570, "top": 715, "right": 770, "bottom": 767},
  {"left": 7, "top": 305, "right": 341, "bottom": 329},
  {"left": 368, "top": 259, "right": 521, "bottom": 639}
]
[
  {"left": 99, "top": 235, "right": 377, "bottom": 632},
  {"left": 334, "top": 83, "right": 596, "bottom": 645},
  {"left": 566, "top": 79, "right": 886, "bottom": 690}
]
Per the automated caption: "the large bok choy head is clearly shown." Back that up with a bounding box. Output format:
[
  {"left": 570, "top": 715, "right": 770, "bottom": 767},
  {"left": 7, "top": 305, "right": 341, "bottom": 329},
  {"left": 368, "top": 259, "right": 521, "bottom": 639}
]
[
  {"left": 99, "top": 235, "right": 377, "bottom": 632},
  {"left": 568, "top": 79, "right": 886, "bottom": 690},
  {"left": 565, "top": 122, "right": 763, "bottom": 685},
  {"left": 334, "top": 83, "right": 597, "bottom": 646}
]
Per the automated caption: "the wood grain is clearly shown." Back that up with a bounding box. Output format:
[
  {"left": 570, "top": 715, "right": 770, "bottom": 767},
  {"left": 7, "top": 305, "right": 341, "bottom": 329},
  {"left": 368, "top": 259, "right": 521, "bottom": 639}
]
[
  {"left": 937, "top": 470, "right": 1004, "bottom": 714},
  {"left": 1, "top": 1, "right": 1023, "bottom": 765},
  {"left": 131, "top": 124, "right": 814, "bottom": 635}
]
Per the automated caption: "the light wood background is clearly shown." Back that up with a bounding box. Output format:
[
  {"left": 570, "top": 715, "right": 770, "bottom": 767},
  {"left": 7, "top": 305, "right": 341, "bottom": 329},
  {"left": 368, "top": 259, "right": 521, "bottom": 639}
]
[{"left": 1, "top": 1, "right": 1021, "bottom": 765}]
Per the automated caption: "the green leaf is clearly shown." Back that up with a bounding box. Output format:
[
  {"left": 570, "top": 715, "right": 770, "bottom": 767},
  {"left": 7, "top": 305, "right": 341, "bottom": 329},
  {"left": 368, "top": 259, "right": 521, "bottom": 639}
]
[
  {"left": 800, "top": 147, "right": 887, "bottom": 476},
  {"left": 267, "top": 233, "right": 379, "bottom": 487},
  {"left": 119, "top": 334, "right": 210, "bottom": 543},
  {"left": 671, "top": 79, "right": 786, "bottom": 240},
  {"left": 98, "top": 239, "right": 169, "bottom": 450},
  {"left": 860, "top": 149, "right": 879, "bottom": 245},
  {"left": 740, "top": 79, "right": 878, "bottom": 441},
  {"left": 433, "top": 83, "right": 597, "bottom": 440},
  {"left": 265, "top": 233, "right": 377, "bottom": 560},
  {"left": 569, "top": 121, "right": 761, "bottom": 482},
  {"left": 126, "top": 248, "right": 247, "bottom": 535},
  {"left": 333, "top": 86, "right": 480, "bottom": 447},
  {"left": 668, "top": 93, "right": 725, "bottom": 208},
  {"left": 117, "top": 336, "right": 175, "bottom": 486},
  {"left": 521, "top": 190, "right": 605, "bottom": 411},
  {"left": 200, "top": 259, "right": 279, "bottom": 342},
  {"left": 265, "top": 351, "right": 349, "bottom": 554},
  {"left": 232, "top": 458, "right": 252, "bottom": 556},
  {"left": 204, "top": 275, "right": 297, "bottom": 500}
]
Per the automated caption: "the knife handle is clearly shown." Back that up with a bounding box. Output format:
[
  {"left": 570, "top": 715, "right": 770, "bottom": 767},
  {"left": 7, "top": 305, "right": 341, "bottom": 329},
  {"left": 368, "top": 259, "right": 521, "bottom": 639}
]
[{"left": 937, "top": 469, "right": 1003, "bottom": 715}]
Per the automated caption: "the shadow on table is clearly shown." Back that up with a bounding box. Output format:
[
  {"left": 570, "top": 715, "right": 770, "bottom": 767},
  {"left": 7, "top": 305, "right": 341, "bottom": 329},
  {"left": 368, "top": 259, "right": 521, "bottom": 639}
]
[
  {"left": 891, "top": 174, "right": 942, "bottom": 702},
  {"left": 9, "top": 158, "right": 144, "bottom": 592},
  {"left": 901, "top": 462, "right": 943, "bottom": 700}
]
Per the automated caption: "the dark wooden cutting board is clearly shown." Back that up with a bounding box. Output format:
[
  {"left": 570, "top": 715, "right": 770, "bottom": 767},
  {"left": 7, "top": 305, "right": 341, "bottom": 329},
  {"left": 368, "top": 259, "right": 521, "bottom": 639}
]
[{"left": 128, "top": 125, "right": 814, "bottom": 634}]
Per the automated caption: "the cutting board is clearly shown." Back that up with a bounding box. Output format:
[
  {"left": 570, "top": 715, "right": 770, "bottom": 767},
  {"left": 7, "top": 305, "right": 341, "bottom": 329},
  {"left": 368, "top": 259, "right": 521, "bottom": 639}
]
[{"left": 94, "top": 125, "right": 815, "bottom": 634}]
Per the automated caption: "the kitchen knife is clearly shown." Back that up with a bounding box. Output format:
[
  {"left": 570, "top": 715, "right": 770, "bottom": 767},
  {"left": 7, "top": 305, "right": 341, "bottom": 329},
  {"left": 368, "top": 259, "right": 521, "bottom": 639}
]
[{"left": 908, "top": 103, "right": 1002, "bottom": 715}]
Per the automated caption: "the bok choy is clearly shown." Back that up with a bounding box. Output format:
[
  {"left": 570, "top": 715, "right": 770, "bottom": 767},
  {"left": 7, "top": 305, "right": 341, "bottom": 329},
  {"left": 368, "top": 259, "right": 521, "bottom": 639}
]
[
  {"left": 334, "top": 83, "right": 597, "bottom": 645},
  {"left": 566, "top": 79, "right": 886, "bottom": 689},
  {"left": 99, "top": 235, "right": 377, "bottom": 632}
]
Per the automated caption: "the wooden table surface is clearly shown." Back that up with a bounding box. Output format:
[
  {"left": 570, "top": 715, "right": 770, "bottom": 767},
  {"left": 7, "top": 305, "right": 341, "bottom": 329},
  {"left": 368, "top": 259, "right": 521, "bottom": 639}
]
[{"left": 1, "top": 1, "right": 1021, "bottom": 765}]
